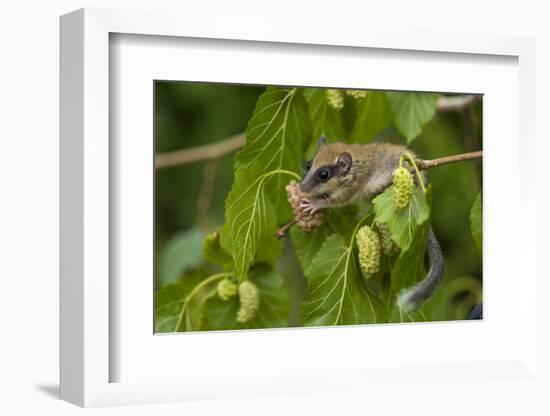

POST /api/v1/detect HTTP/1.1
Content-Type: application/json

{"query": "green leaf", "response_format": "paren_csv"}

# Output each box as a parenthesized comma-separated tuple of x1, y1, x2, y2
(301, 233, 386, 326)
(203, 231, 233, 267)
(389, 305, 431, 323)
(155, 269, 210, 333)
(350, 92, 392, 143)
(390, 219, 430, 291)
(304, 88, 346, 144)
(155, 282, 188, 333)
(373, 185, 431, 251)
(221, 163, 282, 282)
(374, 186, 432, 297)
(201, 265, 290, 330)
(470, 192, 482, 251)
(290, 205, 358, 276)
(235, 87, 310, 218)
(385, 92, 439, 142)
(158, 227, 204, 286)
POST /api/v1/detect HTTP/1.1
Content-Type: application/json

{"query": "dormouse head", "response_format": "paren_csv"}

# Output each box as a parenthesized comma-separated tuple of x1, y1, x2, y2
(300, 136, 354, 200)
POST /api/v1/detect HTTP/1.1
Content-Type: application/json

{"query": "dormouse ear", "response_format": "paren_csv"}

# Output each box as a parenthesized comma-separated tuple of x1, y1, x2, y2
(336, 152, 352, 176)
(317, 135, 328, 150)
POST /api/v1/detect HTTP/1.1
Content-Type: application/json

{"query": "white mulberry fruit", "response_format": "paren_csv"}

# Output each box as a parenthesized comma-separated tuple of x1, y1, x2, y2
(236, 280, 260, 323)
(392, 166, 414, 209)
(326, 89, 344, 110)
(346, 90, 367, 99)
(216, 279, 237, 301)
(356, 226, 381, 279)
(376, 223, 399, 256)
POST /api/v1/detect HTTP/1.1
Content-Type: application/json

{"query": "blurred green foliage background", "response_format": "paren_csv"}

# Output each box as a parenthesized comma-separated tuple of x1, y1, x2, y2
(155, 82, 482, 324)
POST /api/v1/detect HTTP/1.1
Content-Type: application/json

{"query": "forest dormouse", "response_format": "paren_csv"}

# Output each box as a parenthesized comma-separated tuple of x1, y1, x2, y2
(299, 136, 443, 312)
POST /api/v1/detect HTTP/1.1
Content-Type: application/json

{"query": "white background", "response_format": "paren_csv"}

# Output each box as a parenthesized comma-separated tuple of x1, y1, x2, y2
(1, 0, 549, 415)
(112, 34, 519, 385)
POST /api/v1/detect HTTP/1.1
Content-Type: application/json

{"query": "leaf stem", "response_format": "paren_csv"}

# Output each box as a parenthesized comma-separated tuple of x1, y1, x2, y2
(401, 153, 426, 193)
(175, 272, 233, 332)
(275, 219, 297, 239)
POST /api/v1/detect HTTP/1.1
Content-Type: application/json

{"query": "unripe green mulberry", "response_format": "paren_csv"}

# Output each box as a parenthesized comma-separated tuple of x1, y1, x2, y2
(326, 89, 344, 110)
(376, 223, 399, 256)
(346, 90, 368, 99)
(356, 226, 381, 279)
(216, 279, 237, 301)
(236, 280, 260, 323)
(392, 167, 414, 209)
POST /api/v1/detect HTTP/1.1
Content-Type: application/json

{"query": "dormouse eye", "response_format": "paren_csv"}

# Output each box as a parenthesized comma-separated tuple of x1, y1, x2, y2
(316, 168, 331, 182)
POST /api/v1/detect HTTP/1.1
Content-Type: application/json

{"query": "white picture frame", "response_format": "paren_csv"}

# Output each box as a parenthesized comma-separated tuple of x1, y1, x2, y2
(60, 7, 540, 408)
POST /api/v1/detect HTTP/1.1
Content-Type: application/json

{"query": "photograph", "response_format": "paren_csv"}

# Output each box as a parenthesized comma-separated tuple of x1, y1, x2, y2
(154, 82, 483, 332)
(1, 0, 544, 411)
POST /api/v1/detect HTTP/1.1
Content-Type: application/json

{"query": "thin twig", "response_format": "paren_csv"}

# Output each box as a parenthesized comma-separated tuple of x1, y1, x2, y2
(437, 95, 480, 112)
(275, 219, 297, 240)
(416, 150, 482, 170)
(155, 133, 245, 169)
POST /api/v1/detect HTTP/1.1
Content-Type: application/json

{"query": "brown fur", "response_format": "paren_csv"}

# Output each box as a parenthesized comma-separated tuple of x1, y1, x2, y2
(300, 141, 422, 210)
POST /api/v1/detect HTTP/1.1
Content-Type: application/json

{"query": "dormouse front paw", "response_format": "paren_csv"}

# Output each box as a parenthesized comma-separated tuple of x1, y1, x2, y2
(286, 180, 325, 232)
(299, 198, 325, 214)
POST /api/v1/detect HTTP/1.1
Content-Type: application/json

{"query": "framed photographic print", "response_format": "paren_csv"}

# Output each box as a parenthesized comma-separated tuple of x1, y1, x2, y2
(153, 80, 483, 334)
(60, 7, 540, 409)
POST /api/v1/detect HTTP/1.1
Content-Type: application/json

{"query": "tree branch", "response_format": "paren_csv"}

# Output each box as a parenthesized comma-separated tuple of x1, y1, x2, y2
(155, 95, 479, 170)
(155, 133, 245, 169)
(436, 95, 480, 112)
(416, 150, 482, 170)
